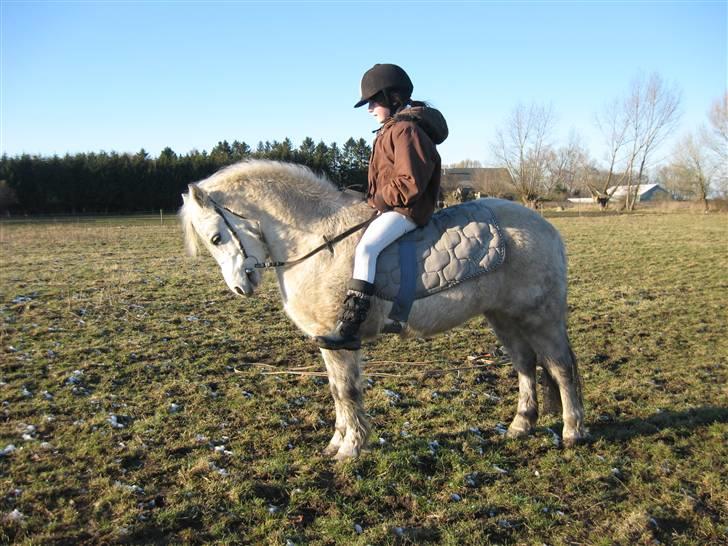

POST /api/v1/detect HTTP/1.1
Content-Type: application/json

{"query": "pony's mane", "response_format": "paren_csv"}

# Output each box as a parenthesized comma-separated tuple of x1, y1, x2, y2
(179, 201, 200, 257)
(201, 160, 340, 203)
(179, 160, 361, 257)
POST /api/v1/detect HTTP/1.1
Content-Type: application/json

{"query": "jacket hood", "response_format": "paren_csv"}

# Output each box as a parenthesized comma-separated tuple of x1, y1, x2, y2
(393, 105, 448, 144)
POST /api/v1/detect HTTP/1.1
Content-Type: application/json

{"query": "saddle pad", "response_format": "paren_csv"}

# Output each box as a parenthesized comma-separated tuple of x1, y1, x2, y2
(374, 200, 506, 301)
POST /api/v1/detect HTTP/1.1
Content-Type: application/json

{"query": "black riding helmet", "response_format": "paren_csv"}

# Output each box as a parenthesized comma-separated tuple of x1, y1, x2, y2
(354, 63, 413, 108)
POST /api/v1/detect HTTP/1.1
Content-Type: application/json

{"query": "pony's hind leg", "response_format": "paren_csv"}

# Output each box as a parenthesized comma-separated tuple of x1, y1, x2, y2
(485, 313, 539, 438)
(525, 322, 586, 447)
(320, 348, 371, 460)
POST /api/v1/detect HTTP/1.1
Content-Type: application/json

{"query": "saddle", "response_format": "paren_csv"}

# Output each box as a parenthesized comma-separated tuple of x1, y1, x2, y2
(373, 200, 506, 325)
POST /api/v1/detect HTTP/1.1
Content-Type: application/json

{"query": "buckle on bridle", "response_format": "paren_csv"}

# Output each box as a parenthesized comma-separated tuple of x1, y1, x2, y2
(243, 256, 259, 274)
(323, 236, 335, 255)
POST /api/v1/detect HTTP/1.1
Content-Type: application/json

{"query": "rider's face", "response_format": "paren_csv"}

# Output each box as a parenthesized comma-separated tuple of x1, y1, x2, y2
(368, 100, 391, 124)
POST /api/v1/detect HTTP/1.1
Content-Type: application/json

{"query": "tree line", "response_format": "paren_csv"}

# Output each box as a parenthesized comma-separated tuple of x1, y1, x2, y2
(0, 137, 371, 213)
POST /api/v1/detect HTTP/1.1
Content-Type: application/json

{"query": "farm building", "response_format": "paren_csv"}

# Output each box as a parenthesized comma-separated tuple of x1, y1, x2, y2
(441, 167, 514, 197)
(567, 183, 672, 204)
(607, 183, 672, 202)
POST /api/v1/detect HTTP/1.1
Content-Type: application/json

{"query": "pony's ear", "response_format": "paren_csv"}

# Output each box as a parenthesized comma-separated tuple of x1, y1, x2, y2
(181, 193, 188, 205)
(189, 184, 209, 208)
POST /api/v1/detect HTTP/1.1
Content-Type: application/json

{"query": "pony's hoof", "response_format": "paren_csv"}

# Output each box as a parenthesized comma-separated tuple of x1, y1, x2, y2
(323, 443, 340, 457)
(333, 446, 360, 461)
(506, 424, 532, 439)
(562, 430, 590, 447)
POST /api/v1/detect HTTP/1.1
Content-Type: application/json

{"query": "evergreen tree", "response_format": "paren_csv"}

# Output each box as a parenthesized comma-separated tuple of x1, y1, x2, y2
(159, 147, 177, 161)
(312, 140, 330, 177)
(231, 141, 251, 161)
(327, 143, 342, 186)
(297, 137, 316, 165)
(210, 140, 233, 163)
(340, 138, 368, 191)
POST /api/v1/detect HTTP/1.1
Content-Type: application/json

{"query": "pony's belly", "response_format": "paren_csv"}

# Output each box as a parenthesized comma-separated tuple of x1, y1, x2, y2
(378, 284, 494, 338)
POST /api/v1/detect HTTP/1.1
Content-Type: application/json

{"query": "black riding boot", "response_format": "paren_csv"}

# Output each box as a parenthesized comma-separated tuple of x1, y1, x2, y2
(316, 280, 375, 350)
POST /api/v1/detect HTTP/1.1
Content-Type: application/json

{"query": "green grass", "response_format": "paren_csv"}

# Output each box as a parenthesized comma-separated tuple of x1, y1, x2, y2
(1, 211, 726, 545)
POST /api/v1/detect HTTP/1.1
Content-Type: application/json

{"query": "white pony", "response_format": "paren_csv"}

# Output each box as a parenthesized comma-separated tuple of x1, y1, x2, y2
(179, 160, 586, 459)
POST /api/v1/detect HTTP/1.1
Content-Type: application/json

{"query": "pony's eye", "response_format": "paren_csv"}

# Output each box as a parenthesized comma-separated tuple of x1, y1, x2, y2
(211, 234, 222, 246)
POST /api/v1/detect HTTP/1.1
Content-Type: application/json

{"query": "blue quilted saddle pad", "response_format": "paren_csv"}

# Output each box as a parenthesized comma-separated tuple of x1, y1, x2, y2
(373, 200, 506, 301)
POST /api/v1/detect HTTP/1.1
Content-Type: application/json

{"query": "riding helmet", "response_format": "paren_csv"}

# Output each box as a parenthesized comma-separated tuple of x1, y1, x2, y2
(354, 63, 413, 108)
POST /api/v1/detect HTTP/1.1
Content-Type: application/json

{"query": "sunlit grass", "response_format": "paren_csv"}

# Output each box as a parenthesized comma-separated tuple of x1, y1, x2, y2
(1, 210, 726, 544)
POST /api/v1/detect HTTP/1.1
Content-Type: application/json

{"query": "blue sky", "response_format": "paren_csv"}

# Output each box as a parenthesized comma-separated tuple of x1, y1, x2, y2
(2, 1, 726, 167)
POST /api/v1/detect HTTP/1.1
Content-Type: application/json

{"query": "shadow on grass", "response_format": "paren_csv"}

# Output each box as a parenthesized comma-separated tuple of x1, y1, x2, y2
(587, 406, 728, 442)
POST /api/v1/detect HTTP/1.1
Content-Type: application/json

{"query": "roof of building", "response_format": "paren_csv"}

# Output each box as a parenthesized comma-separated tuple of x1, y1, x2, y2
(441, 167, 513, 192)
(608, 183, 665, 197)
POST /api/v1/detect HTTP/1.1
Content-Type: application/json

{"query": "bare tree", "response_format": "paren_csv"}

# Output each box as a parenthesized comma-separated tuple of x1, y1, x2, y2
(447, 159, 483, 168)
(707, 92, 728, 150)
(658, 163, 691, 201)
(706, 92, 728, 197)
(470, 168, 515, 198)
(663, 133, 715, 211)
(591, 73, 681, 211)
(591, 98, 632, 210)
(492, 102, 555, 208)
(546, 131, 592, 198)
(622, 73, 681, 210)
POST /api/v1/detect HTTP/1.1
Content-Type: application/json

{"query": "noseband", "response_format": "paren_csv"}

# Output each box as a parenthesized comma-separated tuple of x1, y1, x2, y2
(208, 198, 377, 273)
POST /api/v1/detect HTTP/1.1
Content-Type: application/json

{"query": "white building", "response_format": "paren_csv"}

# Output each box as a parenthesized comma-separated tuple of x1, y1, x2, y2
(567, 184, 671, 204)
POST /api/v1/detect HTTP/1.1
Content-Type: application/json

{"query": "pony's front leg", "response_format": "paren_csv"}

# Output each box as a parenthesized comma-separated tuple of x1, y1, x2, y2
(320, 348, 371, 460)
(322, 387, 345, 457)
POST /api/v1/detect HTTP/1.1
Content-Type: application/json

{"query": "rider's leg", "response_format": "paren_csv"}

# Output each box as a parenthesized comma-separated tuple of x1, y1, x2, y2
(316, 211, 417, 350)
(352, 211, 418, 283)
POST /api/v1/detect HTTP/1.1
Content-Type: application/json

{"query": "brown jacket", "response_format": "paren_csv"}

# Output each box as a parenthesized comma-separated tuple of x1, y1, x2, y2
(366, 110, 444, 226)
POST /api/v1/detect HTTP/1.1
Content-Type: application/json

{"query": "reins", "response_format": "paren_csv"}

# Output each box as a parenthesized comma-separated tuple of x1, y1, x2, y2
(209, 198, 378, 271)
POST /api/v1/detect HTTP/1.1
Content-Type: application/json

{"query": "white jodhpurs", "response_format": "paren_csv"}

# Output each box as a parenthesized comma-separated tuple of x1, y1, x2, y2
(352, 211, 418, 284)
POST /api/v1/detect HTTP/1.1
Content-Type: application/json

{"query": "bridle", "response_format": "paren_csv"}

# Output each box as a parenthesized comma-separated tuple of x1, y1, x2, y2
(208, 198, 377, 273)
(209, 200, 258, 273)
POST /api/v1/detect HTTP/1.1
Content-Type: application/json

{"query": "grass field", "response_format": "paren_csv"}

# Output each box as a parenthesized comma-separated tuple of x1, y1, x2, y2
(1, 210, 726, 545)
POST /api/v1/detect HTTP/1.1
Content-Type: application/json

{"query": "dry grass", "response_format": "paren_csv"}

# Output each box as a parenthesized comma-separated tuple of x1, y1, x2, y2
(1, 210, 726, 545)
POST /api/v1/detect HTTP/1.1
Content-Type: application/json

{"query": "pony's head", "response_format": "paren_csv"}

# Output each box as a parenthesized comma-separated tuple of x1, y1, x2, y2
(179, 183, 266, 297)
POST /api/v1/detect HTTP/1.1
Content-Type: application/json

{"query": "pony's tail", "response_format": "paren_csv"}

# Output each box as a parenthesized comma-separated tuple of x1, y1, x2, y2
(568, 343, 583, 407)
